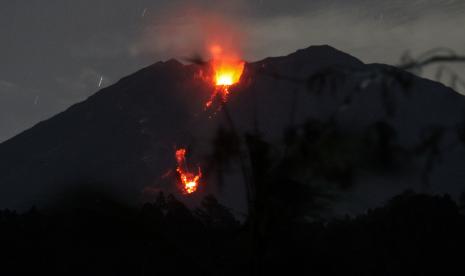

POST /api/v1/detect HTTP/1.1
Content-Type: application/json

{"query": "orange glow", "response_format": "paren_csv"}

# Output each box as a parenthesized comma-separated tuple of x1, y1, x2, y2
(205, 45, 245, 108)
(213, 59, 245, 87)
(175, 148, 202, 194)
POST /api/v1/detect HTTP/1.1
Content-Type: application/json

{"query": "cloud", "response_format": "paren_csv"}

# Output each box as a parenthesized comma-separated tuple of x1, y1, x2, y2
(0, 80, 18, 93)
(1, 0, 465, 142)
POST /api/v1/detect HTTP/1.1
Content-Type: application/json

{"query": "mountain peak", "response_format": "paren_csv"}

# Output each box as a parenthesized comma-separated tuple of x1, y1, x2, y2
(249, 45, 365, 80)
(0, 46, 464, 213)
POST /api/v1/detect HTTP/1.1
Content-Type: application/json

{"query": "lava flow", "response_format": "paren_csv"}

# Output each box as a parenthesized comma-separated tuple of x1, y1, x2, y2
(205, 45, 245, 109)
(175, 148, 202, 194)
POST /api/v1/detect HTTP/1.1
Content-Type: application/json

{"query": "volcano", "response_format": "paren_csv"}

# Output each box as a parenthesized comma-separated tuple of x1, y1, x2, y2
(1, 45, 464, 213)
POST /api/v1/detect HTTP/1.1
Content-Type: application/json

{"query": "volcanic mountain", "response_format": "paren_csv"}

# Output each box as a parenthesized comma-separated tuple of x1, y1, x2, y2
(1, 45, 464, 214)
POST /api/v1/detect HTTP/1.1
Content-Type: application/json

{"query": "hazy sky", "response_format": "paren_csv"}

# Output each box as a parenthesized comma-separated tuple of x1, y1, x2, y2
(1, 0, 465, 142)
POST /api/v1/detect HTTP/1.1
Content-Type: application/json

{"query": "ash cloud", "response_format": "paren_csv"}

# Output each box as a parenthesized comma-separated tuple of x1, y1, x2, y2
(131, 5, 248, 62)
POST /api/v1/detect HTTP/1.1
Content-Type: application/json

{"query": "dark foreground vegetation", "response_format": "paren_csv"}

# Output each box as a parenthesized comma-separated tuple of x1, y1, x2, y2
(1, 191, 464, 276)
(1, 48, 465, 276)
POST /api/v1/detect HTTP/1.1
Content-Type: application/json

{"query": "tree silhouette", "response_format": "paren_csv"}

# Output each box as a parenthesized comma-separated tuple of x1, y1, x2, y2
(203, 48, 465, 274)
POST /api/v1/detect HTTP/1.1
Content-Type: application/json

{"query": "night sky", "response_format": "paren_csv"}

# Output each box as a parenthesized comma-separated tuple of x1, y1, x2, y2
(1, 0, 465, 142)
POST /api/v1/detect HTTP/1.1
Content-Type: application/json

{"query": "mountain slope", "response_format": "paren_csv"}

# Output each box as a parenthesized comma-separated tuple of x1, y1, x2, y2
(0, 45, 464, 213)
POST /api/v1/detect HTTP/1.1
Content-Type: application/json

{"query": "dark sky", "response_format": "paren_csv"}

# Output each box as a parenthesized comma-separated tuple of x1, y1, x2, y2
(1, 0, 464, 142)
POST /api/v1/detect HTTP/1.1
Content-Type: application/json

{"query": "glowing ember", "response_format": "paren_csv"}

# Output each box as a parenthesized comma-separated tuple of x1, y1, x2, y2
(205, 45, 245, 108)
(175, 148, 202, 194)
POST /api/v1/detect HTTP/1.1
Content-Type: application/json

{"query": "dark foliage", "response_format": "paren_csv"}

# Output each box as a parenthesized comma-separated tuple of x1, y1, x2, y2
(2, 47, 464, 275)
(0, 191, 464, 275)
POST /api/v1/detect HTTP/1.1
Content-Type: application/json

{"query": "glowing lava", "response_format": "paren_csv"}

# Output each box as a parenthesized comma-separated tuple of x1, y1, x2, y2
(175, 148, 202, 194)
(205, 45, 245, 108)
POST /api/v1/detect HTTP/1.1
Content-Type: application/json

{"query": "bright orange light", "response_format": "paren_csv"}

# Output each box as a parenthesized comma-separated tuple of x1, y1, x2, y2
(213, 60, 245, 86)
(175, 148, 201, 194)
(216, 74, 234, 86)
(205, 45, 245, 109)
